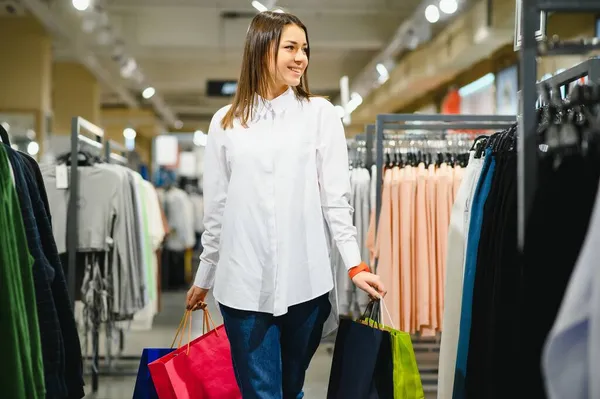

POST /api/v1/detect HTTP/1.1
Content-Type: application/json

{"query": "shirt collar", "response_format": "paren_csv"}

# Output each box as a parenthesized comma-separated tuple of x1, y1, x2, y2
(252, 87, 298, 120)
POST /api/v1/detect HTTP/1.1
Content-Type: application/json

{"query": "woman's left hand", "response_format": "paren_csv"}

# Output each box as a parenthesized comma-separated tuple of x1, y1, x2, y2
(351, 272, 387, 300)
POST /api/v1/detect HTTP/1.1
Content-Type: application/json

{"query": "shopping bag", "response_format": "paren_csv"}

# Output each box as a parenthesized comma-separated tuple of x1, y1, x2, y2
(149, 309, 241, 399)
(364, 301, 425, 399)
(133, 348, 176, 399)
(327, 300, 394, 399)
(389, 330, 424, 399)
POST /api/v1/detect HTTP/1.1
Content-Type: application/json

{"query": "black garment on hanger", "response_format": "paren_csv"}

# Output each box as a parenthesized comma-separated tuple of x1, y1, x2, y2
(465, 150, 520, 399)
(0, 124, 10, 145)
(5, 146, 85, 398)
(520, 150, 600, 399)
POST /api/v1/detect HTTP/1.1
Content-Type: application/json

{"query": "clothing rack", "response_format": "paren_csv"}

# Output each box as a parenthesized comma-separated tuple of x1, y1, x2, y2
(348, 125, 375, 169)
(374, 114, 517, 236)
(104, 139, 129, 165)
(518, 0, 600, 249)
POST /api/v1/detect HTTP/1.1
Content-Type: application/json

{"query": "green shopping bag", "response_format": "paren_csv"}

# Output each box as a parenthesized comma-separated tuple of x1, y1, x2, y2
(363, 300, 424, 399)
(389, 329, 424, 399)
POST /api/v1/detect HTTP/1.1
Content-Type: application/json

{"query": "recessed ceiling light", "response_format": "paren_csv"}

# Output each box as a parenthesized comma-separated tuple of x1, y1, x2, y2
(142, 87, 156, 99)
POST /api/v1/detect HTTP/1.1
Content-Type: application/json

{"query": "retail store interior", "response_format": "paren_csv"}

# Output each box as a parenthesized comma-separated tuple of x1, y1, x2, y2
(3, 0, 600, 398)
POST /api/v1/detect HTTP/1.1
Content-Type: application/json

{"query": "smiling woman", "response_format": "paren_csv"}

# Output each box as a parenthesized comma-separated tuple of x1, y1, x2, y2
(220, 11, 314, 129)
(186, 10, 386, 398)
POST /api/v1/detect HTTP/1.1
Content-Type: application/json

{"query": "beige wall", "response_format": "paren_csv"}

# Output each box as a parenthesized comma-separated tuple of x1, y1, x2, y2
(0, 16, 52, 152)
(52, 62, 101, 135)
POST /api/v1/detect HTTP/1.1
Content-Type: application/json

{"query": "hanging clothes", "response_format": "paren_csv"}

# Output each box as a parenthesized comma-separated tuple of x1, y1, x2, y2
(1, 143, 85, 399)
(437, 151, 484, 399)
(333, 166, 371, 316)
(438, 87, 600, 398)
(372, 156, 466, 333)
(521, 149, 600, 398)
(452, 147, 496, 399)
(542, 158, 600, 399)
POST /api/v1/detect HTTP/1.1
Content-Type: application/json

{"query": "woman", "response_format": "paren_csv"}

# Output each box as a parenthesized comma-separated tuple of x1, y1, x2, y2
(186, 10, 386, 398)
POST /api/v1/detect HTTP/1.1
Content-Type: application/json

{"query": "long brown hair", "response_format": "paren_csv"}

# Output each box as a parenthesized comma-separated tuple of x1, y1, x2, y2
(221, 11, 314, 129)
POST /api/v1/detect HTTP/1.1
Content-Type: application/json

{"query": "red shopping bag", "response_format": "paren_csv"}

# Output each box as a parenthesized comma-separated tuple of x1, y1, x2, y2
(149, 308, 241, 399)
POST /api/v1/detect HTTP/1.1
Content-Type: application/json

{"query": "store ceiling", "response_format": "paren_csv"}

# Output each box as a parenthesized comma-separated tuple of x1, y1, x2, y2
(35, 0, 423, 131)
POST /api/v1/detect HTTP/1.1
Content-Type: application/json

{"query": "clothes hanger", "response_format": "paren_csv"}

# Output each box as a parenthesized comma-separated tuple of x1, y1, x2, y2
(0, 124, 10, 145)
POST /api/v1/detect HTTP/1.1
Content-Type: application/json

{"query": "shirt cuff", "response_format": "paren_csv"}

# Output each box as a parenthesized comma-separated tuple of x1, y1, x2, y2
(338, 241, 362, 271)
(193, 261, 216, 289)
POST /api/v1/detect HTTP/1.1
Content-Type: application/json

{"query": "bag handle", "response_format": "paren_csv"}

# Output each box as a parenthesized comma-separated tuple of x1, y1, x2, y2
(358, 299, 381, 325)
(170, 310, 193, 355)
(358, 296, 396, 330)
(202, 307, 220, 337)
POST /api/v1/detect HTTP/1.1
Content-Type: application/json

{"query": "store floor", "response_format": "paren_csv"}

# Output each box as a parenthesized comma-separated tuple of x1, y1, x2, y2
(80, 291, 437, 398)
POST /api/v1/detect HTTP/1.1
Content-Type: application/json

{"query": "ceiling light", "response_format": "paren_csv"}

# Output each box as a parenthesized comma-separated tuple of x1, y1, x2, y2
(345, 92, 363, 114)
(425, 5, 440, 23)
(120, 58, 137, 79)
(251, 1, 268, 12)
(174, 120, 184, 129)
(27, 141, 40, 156)
(72, 0, 91, 11)
(376, 63, 389, 84)
(439, 0, 458, 14)
(376, 63, 388, 77)
(142, 87, 156, 99)
(123, 127, 137, 139)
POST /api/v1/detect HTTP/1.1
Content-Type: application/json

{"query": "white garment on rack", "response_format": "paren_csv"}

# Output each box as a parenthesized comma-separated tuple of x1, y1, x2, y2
(190, 192, 204, 233)
(163, 187, 195, 251)
(437, 152, 484, 399)
(336, 167, 371, 316)
(542, 176, 600, 399)
(131, 180, 166, 330)
(194, 88, 361, 333)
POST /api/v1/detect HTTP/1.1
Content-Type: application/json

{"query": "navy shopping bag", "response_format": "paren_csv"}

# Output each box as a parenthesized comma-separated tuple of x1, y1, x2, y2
(133, 348, 176, 399)
(327, 300, 394, 399)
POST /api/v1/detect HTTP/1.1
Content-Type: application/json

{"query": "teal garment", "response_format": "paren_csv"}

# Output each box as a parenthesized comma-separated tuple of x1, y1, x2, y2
(0, 146, 45, 398)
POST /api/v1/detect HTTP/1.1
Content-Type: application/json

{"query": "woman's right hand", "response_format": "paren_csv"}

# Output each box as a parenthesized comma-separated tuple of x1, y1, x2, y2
(186, 285, 209, 311)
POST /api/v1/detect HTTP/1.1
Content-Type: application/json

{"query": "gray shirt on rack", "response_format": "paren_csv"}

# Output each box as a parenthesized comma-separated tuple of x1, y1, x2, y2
(42, 164, 143, 318)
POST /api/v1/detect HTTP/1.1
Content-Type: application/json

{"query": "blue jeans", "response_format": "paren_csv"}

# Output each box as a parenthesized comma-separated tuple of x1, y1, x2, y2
(219, 294, 331, 399)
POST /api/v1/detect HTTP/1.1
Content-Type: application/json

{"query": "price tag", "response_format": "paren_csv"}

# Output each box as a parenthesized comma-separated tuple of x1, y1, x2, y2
(56, 164, 69, 189)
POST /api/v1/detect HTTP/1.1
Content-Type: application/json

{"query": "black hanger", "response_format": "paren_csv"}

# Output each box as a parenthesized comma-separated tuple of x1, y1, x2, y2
(0, 124, 10, 145)
(57, 150, 96, 166)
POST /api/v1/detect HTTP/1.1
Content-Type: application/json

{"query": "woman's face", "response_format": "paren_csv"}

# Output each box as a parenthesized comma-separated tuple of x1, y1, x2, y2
(270, 24, 308, 90)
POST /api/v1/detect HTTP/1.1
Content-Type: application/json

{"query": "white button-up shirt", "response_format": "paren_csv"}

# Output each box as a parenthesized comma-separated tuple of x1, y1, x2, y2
(194, 87, 362, 317)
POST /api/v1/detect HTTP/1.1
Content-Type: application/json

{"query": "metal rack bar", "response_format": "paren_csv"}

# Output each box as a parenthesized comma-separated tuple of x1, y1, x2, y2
(518, 0, 600, 250)
(381, 123, 516, 131)
(374, 114, 516, 248)
(104, 139, 129, 165)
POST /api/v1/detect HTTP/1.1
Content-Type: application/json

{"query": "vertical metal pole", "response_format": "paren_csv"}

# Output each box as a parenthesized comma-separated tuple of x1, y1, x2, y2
(375, 116, 384, 235)
(104, 140, 111, 161)
(518, 0, 539, 250)
(588, 58, 600, 84)
(68, 117, 79, 310)
(365, 125, 374, 168)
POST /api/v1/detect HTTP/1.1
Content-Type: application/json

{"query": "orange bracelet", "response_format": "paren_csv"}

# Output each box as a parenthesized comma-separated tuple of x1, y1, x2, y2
(348, 262, 370, 280)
